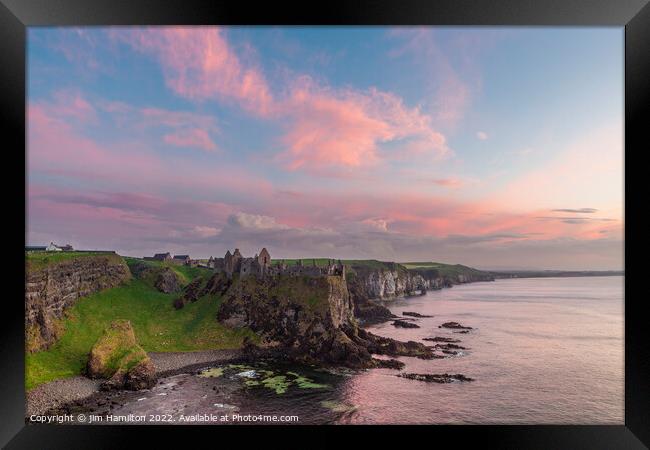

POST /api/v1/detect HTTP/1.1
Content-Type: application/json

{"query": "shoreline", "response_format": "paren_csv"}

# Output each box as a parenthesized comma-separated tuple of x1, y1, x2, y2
(26, 277, 497, 419)
(26, 349, 243, 417)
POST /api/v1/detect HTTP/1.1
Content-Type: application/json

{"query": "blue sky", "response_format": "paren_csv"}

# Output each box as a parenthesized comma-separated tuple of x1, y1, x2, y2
(26, 27, 624, 269)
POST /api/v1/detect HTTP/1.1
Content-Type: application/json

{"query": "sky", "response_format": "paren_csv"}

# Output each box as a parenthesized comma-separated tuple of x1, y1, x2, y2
(26, 27, 624, 270)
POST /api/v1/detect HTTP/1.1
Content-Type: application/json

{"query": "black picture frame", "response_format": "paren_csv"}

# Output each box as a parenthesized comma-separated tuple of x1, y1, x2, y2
(2, 0, 647, 448)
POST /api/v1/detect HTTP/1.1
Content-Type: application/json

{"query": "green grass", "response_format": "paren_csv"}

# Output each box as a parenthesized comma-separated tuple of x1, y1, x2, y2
(273, 258, 397, 271)
(124, 257, 212, 286)
(26, 278, 257, 390)
(26, 251, 122, 272)
(272, 258, 333, 267)
(402, 261, 488, 277)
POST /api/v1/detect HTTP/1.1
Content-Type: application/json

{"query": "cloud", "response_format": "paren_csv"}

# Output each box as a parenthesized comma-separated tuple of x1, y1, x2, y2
(427, 178, 465, 189)
(111, 27, 274, 115)
(163, 128, 218, 152)
(477, 131, 488, 140)
(227, 212, 290, 231)
(387, 28, 486, 130)
(110, 27, 450, 173)
(192, 226, 220, 237)
(551, 208, 598, 214)
(278, 79, 449, 171)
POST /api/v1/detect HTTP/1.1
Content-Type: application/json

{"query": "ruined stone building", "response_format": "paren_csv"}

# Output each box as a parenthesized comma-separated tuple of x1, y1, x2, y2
(209, 248, 345, 280)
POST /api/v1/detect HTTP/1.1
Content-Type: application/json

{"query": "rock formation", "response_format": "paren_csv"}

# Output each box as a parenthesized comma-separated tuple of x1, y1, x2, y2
(153, 267, 182, 293)
(25, 254, 131, 352)
(216, 274, 436, 368)
(345, 262, 493, 323)
(86, 320, 156, 390)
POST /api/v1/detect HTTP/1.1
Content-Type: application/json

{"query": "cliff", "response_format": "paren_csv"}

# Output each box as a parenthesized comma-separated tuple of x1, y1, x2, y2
(216, 273, 436, 368)
(25, 253, 131, 352)
(217, 274, 354, 351)
(345, 261, 494, 322)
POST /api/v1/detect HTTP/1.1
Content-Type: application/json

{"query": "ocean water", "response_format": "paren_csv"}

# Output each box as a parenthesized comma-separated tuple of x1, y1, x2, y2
(95, 276, 624, 425)
(343, 276, 624, 424)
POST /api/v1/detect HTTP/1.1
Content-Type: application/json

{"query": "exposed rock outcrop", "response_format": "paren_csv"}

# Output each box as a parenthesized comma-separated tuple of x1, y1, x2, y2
(439, 321, 473, 330)
(130, 261, 182, 294)
(86, 320, 156, 391)
(392, 320, 420, 329)
(422, 336, 461, 343)
(173, 277, 204, 309)
(399, 373, 474, 383)
(402, 311, 433, 318)
(153, 267, 182, 293)
(25, 254, 131, 352)
(345, 262, 493, 323)
(216, 275, 436, 368)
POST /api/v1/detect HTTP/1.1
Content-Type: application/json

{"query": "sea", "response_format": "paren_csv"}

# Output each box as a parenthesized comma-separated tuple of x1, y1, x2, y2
(93, 276, 624, 425)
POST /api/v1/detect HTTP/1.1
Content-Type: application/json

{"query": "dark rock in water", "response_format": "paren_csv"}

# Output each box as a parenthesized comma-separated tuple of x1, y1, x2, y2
(355, 328, 439, 360)
(372, 358, 405, 370)
(422, 336, 461, 343)
(439, 321, 472, 330)
(153, 267, 182, 293)
(441, 350, 458, 355)
(392, 320, 420, 329)
(399, 373, 474, 383)
(402, 311, 433, 318)
(453, 330, 470, 334)
(431, 343, 466, 351)
(354, 299, 398, 324)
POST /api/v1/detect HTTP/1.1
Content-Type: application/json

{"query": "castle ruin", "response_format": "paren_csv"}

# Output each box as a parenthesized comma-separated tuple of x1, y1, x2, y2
(208, 248, 345, 280)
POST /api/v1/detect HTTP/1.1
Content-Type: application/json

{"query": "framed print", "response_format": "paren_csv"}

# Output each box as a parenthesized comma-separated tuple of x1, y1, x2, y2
(1, 0, 647, 448)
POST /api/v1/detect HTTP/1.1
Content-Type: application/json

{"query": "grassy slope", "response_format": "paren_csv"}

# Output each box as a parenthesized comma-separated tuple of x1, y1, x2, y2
(402, 261, 489, 277)
(274, 258, 401, 271)
(26, 258, 256, 391)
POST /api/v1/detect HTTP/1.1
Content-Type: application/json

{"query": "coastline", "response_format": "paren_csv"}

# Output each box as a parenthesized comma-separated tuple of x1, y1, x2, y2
(26, 349, 243, 417)
(26, 278, 485, 418)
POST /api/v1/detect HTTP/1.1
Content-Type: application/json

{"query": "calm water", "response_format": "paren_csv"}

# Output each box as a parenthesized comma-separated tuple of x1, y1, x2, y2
(99, 276, 624, 425)
(344, 276, 624, 424)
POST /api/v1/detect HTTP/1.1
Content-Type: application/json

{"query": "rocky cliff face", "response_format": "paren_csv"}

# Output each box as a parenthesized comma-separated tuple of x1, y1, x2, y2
(217, 275, 355, 345)
(25, 255, 131, 352)
(216, 274, 435, 368)
(348, 263, 495, 300)
(346, 263, 494, 322)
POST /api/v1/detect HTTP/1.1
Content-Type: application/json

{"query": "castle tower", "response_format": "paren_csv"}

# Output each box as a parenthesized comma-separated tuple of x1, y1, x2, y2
(224, 250, 233, 276)
(232, 248, 242, 272)
(258, 248, 271, 276)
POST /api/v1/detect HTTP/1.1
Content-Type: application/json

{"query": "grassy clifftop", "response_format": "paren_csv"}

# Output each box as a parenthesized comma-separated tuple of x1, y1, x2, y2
(403, 261, 491, 277)
(26, 260, 256, 390)
(26, 251, 125, 272)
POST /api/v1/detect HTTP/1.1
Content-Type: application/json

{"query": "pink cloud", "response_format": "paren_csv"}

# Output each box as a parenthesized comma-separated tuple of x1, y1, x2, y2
(387, 28, 491, 130)
(164, 128, 218, 152)
(112, 27, 274, 116)
(429, 178, 466, 189)
(277, 79, 449, 172)
(110, 27, 450, 173)
(28, 96, 272, 198)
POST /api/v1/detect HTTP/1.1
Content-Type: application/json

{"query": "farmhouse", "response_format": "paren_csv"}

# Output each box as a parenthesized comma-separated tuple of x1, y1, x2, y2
(172, 255, 191, 265)
(46, 242, 74, 252)
(144, 252, 172, 262)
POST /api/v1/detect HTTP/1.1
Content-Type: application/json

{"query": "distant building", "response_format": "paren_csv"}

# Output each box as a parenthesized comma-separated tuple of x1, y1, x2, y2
(172, 255, 191, 265)
(151, 252, 172, 261)
(46, 242, 73, 252)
